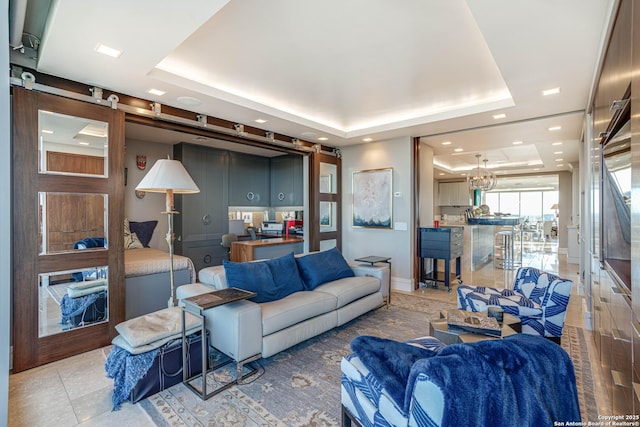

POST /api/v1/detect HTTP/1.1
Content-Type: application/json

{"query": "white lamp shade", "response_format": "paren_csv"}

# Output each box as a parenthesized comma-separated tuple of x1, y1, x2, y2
(135, 159, 200, 194)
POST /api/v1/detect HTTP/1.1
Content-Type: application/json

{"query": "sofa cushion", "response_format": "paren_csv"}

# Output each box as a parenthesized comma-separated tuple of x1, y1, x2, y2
(223, 260, 279, 303)
(265, 252, 305, 295)
(314, 275, 379, 308)
(261, 291, 337, 335)
(295, 247, 355, 290)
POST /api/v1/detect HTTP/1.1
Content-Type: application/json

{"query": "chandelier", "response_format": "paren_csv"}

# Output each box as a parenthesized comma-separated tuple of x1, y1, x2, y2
(468, 154, 497, 191)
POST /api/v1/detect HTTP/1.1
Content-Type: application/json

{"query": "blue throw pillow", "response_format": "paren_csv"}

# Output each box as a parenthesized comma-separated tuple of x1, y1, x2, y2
(295, 247, 355, 290)
(265, 252, 305, 297)
(129, 221, 158, 247)
(223, 260, 278, 303)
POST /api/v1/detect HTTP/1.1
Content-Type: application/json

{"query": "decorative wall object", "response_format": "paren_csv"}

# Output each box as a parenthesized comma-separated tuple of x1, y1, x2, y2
(320, 201, 332, 226)
(352, 168, 392, 229)
(136, 154, 147, 170)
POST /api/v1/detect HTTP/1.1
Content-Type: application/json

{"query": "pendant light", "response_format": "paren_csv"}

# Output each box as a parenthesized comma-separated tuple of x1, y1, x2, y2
(468, 154, 497, 191)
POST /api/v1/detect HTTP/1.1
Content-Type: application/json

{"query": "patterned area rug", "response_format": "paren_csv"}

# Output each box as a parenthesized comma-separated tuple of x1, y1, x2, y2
(140, 296, 597, 425)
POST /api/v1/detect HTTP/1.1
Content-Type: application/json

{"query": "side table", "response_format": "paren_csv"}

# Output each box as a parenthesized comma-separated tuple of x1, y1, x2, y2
(181, 287, 258, 400)
(354, 256, 391, 306)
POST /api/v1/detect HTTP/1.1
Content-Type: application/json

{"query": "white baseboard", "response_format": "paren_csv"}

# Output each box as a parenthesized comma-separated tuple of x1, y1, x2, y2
(391, 277, 413, 292)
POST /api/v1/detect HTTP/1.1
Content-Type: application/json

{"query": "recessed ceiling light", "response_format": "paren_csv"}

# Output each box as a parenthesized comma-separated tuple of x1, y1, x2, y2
(454, 148, 463, 152)
(548, 126, 562, 131)
(41, 129, 53, 134)
(552, 142, 563, 146)
(95, 43, 122, 58)
(363, 138, 373, 142)
(554, 151, 563, 155)
(176, 96, 202, 106)
(493, 113, 506, 119)
(78, 141, 90, 146)
(441, 141, 451, 145)
(533, 168, 540, 171)
(148, 88, 165, 96)
(543, 87, 561, 96)
(556, 164, 564, 167)
(255, 119, 268, 124)
(318, 137, 328, 141)
(439, 173, 445, 176)
(512, 141, 523, 145)
(555, 158, 563, 162)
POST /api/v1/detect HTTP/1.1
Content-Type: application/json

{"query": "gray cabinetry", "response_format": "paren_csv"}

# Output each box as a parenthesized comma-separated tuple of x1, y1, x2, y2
(174, 143, 229, 271)
(438, 182, 470, 206)
(270, 154, 303, 207)
(229, 152, 270, 207)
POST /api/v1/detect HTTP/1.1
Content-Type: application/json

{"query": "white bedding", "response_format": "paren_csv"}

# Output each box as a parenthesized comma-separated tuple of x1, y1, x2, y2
(124, 248, 195, 282)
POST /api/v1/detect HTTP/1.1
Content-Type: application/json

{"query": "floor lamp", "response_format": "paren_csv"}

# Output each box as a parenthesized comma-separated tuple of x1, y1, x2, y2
(136, 158, 200, 307)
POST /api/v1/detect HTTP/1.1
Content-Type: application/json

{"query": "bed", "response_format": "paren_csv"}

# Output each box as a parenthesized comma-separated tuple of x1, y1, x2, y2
(125, 247, 195, 319)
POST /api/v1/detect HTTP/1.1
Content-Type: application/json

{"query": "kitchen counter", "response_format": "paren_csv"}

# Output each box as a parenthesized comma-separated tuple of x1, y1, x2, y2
(466, 216, 524, 226)
(230, 237, 304, 262)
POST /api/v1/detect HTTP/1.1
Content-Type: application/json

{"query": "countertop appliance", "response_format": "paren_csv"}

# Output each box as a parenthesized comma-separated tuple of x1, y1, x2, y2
(262, 221, 284, 235)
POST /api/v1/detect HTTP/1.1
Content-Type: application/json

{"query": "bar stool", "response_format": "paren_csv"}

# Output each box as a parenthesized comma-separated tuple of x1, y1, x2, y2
(494, 230, 514, 269)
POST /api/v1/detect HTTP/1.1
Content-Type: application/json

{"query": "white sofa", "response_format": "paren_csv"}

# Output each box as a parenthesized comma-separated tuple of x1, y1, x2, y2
(176, 252, 388, 370)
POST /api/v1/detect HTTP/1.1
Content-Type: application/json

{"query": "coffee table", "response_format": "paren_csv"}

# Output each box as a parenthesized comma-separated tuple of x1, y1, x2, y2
(428, 310, 521, 345)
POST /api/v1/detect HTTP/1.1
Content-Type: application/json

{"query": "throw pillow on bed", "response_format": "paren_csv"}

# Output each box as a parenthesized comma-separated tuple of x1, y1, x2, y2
(295, 247, 355, 290)
(128, 220, 158, 247)
(223, 256, 303, 303)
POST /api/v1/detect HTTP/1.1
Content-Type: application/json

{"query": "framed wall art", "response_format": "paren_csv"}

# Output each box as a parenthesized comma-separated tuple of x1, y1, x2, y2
(352, 167, 393, 229)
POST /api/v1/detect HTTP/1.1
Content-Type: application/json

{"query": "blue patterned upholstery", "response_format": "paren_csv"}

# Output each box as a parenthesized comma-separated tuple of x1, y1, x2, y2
(456, 267, 573, 338)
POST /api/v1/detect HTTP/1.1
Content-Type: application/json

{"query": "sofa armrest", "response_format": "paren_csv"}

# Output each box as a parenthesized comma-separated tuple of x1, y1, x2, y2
(177, 282, 262, 362)
(349, 264, 389, 300)
(204, 300, 262, 362)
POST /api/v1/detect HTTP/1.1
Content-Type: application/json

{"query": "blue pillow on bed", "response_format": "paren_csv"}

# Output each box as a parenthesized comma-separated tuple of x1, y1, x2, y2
(224, 259, 299, 303)
(295, 247, 354, 290)
(128, 221, 158, 247)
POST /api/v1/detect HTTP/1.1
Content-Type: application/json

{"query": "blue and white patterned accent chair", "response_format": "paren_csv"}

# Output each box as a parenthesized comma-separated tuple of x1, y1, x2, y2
(456, 267, 573, 342)
(341, 337, 446, 427)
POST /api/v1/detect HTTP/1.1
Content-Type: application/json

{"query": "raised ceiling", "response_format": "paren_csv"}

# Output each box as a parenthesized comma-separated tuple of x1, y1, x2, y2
(11, 0, 615, 179)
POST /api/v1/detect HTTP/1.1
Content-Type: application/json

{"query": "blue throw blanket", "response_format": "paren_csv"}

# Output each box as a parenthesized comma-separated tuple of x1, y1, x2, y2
(59, 292, 103, 325)
(352, 334, 580, 427)
(105, 346, 159, 410)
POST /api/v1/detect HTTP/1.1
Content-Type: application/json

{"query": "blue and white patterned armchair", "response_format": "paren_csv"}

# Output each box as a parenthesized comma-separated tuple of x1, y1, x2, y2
(456, 267, 573, 341)
(341, 334, 581, 427)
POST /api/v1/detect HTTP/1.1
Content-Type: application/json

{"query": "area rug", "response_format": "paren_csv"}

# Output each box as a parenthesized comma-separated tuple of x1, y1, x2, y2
(140, 297, 597, 426)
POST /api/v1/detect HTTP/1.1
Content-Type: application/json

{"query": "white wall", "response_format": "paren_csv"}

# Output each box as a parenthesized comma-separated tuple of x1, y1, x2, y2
(124, 139, 175, 251)
(341, 137, 414, 291)
(2, 0, 11, 421)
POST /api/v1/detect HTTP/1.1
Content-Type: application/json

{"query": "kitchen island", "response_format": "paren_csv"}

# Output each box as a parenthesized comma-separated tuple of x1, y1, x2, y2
(230, 237, 304, 262)
(468, 216, 524, 269)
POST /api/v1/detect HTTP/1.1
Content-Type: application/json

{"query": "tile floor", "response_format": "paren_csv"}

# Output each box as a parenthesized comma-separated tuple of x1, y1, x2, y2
(8, 239, 612, 426)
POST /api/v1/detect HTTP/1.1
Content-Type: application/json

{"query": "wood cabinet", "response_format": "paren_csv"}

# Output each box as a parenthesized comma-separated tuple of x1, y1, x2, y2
(228, 152, 270, 207)
(437, 182, 470, 206)
(270, 154, 303, 207)
(589, 0, 638, 416)
(593, 0, 632, 141)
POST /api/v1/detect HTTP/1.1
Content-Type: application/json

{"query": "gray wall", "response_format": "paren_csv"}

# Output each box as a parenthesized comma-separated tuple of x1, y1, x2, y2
(2, 0, 11, 421)
(124, 139, 175, 251)
(341, 137, 415, 291)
